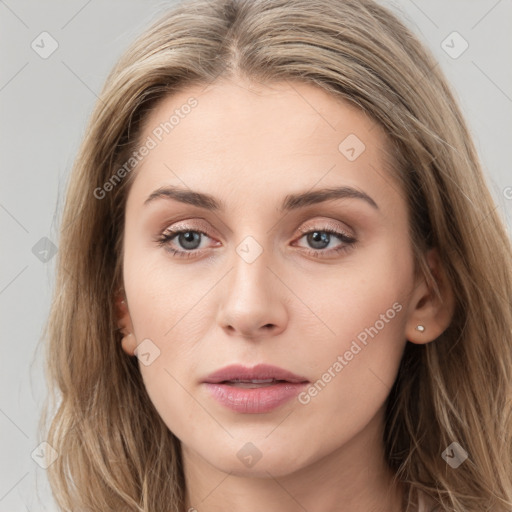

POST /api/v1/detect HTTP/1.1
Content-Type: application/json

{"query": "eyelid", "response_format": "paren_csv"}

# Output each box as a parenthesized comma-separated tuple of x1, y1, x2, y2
(161, 218, 217, 237)
(296, 218, 354, 238)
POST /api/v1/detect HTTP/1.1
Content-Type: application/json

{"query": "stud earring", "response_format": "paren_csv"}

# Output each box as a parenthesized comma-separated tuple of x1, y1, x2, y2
(415, 325, 425, 332)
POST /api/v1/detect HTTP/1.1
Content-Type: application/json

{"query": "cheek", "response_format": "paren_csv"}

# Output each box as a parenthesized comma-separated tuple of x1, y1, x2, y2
(123, 239, 213, 338)
(287, 244, 410, 423)
(288, 237, 411, 351)
(302, 298, 407, 410)
(121, 244, 221, 436)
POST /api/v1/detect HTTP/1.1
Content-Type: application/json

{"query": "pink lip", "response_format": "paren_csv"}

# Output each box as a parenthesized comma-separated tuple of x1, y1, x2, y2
(202, 364, 309, 414)
(203, 363, 308, 384)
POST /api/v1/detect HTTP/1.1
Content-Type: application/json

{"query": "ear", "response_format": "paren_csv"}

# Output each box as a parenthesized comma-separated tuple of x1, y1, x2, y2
(114, 288, 137, 356)
(405, 248, 455, 344)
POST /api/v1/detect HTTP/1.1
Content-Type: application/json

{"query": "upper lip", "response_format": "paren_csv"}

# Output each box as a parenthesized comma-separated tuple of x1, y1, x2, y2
(202, 364, 309, 384)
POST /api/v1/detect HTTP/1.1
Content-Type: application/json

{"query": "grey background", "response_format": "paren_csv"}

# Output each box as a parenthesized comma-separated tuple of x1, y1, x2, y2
(1, 0, 511, 510)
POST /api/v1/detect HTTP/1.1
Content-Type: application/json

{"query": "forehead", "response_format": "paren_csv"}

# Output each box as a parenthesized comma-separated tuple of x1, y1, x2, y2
(139, 78, 386, 156)
(128, 78, 403, 212)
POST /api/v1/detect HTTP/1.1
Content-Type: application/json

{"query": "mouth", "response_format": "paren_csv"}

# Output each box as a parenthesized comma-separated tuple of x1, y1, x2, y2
(202, 364, 309, 413)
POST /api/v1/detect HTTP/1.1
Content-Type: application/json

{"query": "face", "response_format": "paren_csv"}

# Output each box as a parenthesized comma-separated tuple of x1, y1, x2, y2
(119, 78, 420, 478)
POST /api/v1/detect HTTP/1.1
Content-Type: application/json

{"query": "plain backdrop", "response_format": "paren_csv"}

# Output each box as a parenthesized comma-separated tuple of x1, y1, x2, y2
(1, 0, 511, 510)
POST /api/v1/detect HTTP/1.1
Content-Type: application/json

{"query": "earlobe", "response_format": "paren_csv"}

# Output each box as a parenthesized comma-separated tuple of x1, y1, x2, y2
(121, 333, 137, 356)
(406, 248, 455, 345)
(114, 288, 137, 356)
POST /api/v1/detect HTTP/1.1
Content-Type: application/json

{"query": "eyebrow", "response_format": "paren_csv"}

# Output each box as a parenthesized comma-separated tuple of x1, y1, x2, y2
(143, 185, 378, 211)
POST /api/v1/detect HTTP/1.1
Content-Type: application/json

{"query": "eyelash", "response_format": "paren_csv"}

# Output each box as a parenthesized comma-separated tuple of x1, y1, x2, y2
(155, 224, 357, 260)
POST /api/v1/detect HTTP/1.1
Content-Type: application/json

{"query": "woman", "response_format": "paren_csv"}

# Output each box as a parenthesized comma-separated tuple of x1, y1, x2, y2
(40, 0, 512, 510)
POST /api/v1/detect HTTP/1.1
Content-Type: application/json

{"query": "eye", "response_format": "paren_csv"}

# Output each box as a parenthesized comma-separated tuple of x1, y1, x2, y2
(155, 227, 217, 259)
(293, 226, 357, 258)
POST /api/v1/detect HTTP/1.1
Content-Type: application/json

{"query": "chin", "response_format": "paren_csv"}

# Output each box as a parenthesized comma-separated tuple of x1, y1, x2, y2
(192, 436, 311, 478)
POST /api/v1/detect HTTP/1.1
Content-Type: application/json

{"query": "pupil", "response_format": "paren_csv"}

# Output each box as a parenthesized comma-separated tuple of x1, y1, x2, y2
(308, 231, 330, 249)
(179, 231, 200, 250)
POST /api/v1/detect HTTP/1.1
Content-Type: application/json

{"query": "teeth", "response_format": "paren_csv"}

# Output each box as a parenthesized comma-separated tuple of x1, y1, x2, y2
(222, 378, 283, 388)
(228, 381, 277, 388)
(228, 379, 276, 384)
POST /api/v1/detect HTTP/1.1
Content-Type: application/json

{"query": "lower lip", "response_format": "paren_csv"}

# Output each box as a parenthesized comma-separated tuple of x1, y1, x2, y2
(203, 382, 308, 414)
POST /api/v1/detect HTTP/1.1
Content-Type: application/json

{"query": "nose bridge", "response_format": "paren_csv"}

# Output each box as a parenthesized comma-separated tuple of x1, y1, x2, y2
(229, 234, 272, 307)
(216, 231, 287, 337)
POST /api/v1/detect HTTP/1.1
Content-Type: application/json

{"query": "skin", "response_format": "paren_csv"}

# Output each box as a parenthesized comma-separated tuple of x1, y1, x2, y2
(116, 77, 454, 512)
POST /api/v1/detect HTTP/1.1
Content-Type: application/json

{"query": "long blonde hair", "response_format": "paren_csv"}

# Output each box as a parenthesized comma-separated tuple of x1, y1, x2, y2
(40, 0, 512, 510)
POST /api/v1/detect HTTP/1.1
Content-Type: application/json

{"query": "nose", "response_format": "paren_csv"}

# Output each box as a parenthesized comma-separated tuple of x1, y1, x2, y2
(216, 246, 288, 339)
